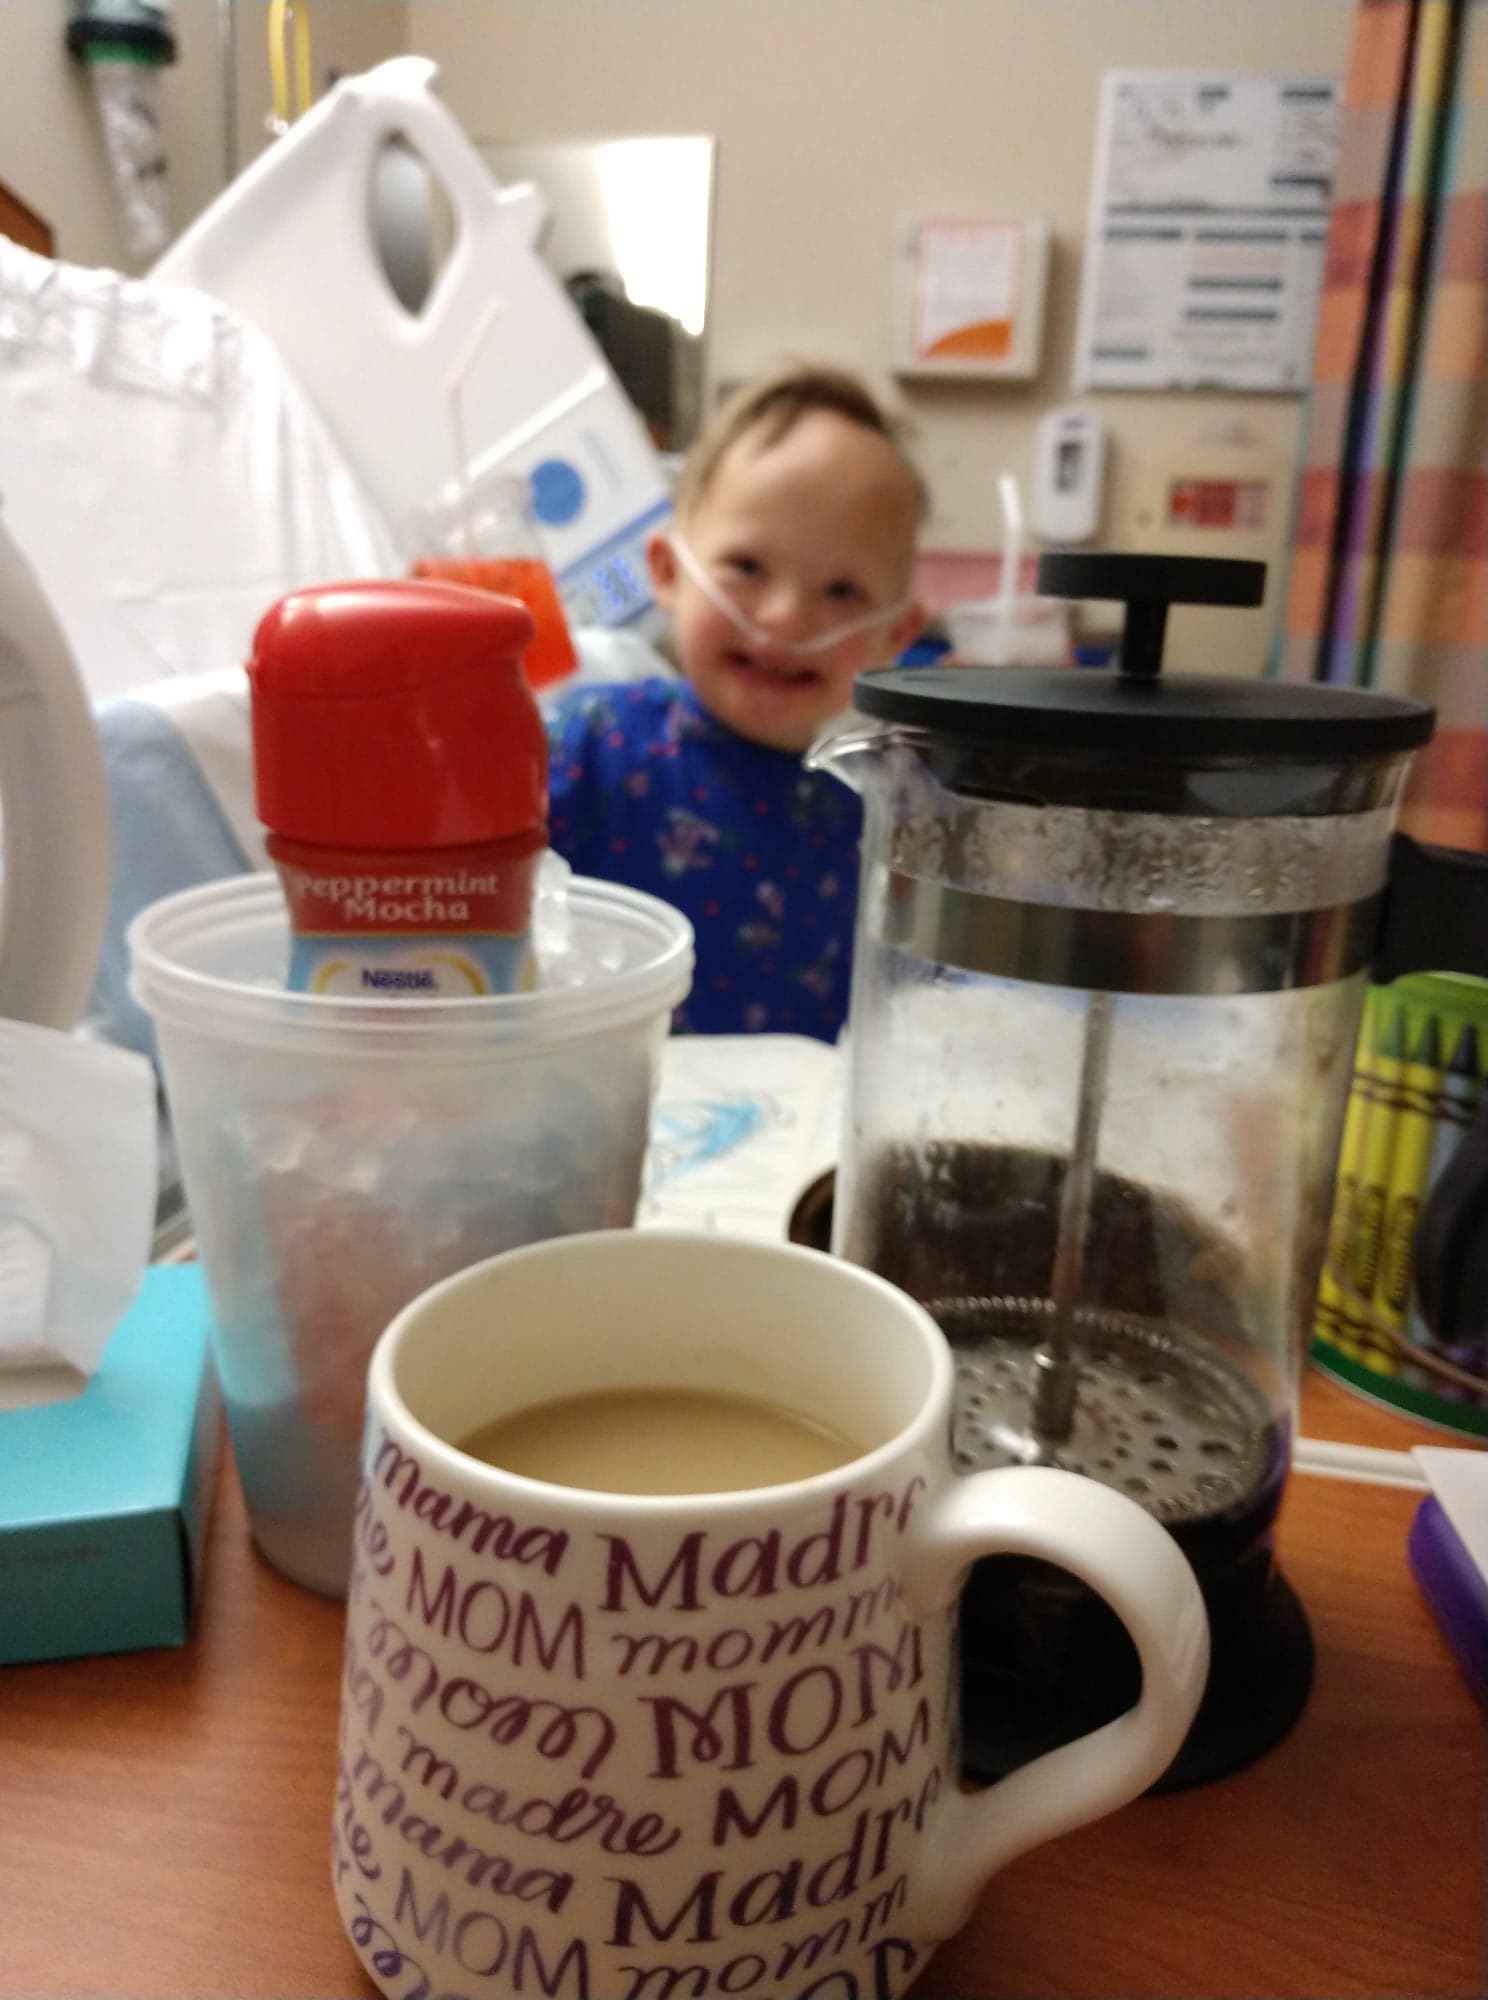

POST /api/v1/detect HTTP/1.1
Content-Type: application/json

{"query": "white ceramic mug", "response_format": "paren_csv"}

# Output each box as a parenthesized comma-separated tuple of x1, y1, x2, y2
(334, 1231, 1209, 2000)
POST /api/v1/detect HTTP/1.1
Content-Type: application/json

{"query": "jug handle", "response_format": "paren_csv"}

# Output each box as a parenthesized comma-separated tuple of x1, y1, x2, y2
(1373, 833, 1488, 985)
(350, 58, 508, 242)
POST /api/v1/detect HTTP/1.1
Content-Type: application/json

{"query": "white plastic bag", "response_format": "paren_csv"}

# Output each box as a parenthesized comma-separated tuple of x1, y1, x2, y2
(0, 237, 398, 702)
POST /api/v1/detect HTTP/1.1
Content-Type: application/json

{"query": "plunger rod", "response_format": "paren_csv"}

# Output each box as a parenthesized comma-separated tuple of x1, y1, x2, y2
(1032, 990, 1114, 1442)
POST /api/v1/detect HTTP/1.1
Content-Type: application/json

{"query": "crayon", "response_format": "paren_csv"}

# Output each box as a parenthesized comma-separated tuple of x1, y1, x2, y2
(1314, 989, 1381, 1362)
(1406, 1021, 1482, 1366)
(1375, 1015, 1442, 1367)
(1346, 1004, 1407, 1374)
(1426, 1021, 1481, 1191)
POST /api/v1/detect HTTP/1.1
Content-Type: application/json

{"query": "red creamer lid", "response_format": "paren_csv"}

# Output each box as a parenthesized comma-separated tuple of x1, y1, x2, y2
(249, 580, 548, 850)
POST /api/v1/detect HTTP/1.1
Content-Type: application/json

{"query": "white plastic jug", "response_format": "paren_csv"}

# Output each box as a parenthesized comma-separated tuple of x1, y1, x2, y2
(155, 58, 673, 631)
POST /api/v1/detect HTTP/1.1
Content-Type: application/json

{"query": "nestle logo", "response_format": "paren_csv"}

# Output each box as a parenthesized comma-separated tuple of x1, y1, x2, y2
(361, 968, 437, 991)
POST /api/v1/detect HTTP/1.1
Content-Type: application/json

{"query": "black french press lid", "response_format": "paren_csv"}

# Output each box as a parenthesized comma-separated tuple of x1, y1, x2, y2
(858, 552, 1434, 759)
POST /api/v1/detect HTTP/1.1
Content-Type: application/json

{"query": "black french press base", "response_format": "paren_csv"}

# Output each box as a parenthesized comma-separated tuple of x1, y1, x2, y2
(785, 1173, 1318, 1789)
(958, 1544, 1316, 1795)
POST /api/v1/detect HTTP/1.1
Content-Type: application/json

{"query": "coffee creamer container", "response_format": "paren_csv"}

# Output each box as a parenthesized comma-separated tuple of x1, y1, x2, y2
(249, 579, 548, 997)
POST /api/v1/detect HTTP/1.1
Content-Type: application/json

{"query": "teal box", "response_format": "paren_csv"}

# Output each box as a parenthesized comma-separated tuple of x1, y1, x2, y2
(0, 1264, 220, 1666)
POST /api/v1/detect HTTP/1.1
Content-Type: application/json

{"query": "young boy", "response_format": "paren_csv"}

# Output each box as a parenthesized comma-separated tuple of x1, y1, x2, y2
(546, 362, 927, 1040)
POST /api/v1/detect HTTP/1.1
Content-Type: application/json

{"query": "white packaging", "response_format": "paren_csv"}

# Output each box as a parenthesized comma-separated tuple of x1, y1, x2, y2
(0, 1019, 156, 1399)
(0, 237, 397, 702)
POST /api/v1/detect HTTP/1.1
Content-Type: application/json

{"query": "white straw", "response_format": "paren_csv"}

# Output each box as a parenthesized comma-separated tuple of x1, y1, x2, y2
(1291, 1436, 1428, 1490)
(997, 471, 1024, 636)
(446, 296, 510, 562)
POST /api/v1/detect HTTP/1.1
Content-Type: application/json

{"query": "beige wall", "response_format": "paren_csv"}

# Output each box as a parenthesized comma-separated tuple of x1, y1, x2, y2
(407, 0, 1356, 669)
(227, 0, 409, 183)
(3, 0, 1356, 669)
(1, 0, 222, 270)
(0, 0, 406, 273)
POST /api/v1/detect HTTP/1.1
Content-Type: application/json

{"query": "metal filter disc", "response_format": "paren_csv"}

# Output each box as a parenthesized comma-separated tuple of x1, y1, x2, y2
(931, 1294, 1274, 1525)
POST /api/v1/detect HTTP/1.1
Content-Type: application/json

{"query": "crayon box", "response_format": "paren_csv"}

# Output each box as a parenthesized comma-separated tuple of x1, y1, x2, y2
(1312, 972, 1488, 1441)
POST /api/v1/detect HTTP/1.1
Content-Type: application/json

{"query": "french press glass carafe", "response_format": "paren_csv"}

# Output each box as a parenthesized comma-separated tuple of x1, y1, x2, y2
(815, 551, 1479, 1789)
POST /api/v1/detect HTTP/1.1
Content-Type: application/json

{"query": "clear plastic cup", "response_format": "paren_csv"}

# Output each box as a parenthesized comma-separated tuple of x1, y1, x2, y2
(128, 871, 692, 1596)
(405, 474, 580, 692)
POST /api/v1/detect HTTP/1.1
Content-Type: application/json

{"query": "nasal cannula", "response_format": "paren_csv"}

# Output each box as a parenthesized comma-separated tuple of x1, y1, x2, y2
(668, 533, 912, 655)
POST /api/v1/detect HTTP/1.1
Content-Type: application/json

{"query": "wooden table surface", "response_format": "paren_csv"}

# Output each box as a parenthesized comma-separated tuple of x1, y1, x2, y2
(2, 1369, 1482, 1999)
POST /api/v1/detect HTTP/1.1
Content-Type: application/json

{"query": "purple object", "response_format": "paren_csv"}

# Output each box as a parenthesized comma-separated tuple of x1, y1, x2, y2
(1407, 1494, 1488, 1712)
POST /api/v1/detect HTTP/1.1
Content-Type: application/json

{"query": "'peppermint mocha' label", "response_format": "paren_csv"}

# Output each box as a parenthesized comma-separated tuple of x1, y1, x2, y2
(281, 862, 528, 935)
(275, 852, 539, 995)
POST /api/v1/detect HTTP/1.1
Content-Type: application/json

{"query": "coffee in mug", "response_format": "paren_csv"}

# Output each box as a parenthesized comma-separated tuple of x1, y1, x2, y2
(335, 1231, 1209, 2000)
(458, 1386, 867, 1494)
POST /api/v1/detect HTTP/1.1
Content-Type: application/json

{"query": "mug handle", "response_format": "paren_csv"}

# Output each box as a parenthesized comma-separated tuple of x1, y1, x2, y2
(900, 1464, 1210, 1930)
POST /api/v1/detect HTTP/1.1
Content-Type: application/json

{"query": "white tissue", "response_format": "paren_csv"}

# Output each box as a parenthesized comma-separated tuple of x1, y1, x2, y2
(0, 1021, 157, 1397)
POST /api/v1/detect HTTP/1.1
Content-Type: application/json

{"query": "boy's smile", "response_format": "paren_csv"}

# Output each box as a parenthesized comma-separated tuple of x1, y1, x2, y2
(708, 639, 841, 738)
(724, 649, 826, 690)
(648, 408, 924, 754)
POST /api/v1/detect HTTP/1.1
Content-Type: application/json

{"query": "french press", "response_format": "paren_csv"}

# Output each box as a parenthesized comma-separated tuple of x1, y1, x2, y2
(814, 550, 1488, 1789)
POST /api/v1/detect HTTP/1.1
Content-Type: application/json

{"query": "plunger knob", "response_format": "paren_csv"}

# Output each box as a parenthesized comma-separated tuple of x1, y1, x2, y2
(1037, 551, 1267, 681)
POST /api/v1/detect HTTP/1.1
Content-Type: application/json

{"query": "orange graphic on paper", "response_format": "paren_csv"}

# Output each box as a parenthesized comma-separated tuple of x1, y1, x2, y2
(921, 320, 1014, 361)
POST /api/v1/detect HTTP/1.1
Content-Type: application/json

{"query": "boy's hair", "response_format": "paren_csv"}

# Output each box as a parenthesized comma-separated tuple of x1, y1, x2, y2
(675, 361, 929, 523)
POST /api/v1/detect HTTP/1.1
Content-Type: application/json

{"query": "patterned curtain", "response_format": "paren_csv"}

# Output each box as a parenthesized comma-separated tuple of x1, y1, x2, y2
(1277, 0, 1488, 849)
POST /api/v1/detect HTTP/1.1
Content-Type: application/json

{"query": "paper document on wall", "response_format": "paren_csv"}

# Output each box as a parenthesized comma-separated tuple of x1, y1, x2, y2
(1075, 70, 1342, 392)
(910, 221, 1020, 363)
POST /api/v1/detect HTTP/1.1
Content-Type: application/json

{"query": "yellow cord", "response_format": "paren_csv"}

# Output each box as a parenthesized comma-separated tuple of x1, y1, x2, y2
(268, 0, 314, 131)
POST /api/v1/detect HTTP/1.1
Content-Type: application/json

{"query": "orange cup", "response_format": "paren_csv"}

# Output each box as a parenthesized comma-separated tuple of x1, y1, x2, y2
(411, 553, 578, 690)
